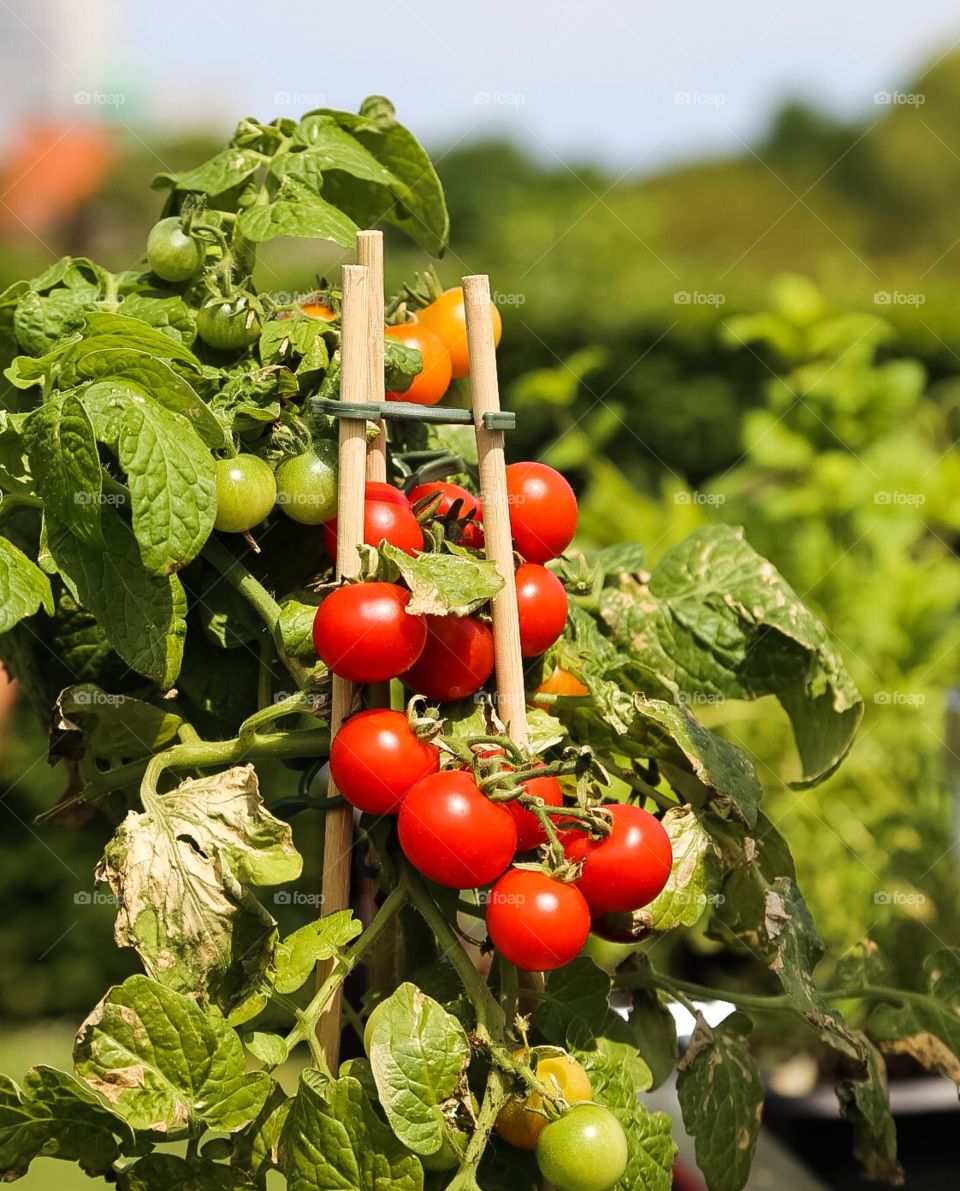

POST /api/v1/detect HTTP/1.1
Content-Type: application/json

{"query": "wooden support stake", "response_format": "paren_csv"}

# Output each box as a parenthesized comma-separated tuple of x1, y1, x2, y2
(317, 263, 370, 1070)
(357, 231, 387, 483)
(463, 275, 529, 751)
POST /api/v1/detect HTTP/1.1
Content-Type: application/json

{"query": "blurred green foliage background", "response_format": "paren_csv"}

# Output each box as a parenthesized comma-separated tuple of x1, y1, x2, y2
(2, 51, 959, 1018)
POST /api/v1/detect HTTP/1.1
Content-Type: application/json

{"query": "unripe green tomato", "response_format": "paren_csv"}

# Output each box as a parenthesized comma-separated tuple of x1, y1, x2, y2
(213, 455, 276, 533)
(420, 1128, 468, 1171)
(146, 217, 203, 282)
(275, 443, 338, 525)
(535, 1104, 628, 1191)
(197, 299, 262, 351)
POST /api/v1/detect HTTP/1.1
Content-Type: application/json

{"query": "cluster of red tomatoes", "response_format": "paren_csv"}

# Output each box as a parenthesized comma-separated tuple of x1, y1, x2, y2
(311, 460, 576, 696)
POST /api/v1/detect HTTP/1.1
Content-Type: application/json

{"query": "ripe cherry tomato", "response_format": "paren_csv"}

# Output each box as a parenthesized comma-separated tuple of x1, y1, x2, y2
(330, 709, 440, 815)
(563, 804, 672, 916)
(486, 869, 590, 971)
(323, 482, 423, 558)
(197, 298, 262, 351)
(398, 770, 517, 888)
(400, 615, 494, 702)
(301, 299, 335, 320)
(532, 665, 589, 708)
(385, 323, 452, 406)
(313, 582, 427, 683)
(416, 287, 502, 380)
(535, 1104, 629, 1191)
(407, 481, 484, 549)
(506, 462, 577, 564)
(497, 1051, 593, 1150)
(213, 455, 276, 533)
(146, 217, 202, 282)
(516, 563, 568, 657)
(275, 443, 338, 525)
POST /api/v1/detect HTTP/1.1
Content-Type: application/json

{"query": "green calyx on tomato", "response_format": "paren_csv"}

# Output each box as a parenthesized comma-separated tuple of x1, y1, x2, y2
(146, 216, 203, 283)
(197, 296, 262, 351)
(213, 455, 277, 534)
(275, 443, 338, 525)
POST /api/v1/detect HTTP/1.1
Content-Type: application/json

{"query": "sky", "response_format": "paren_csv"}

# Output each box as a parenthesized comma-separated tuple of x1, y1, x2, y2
(119, 0, 960, 170)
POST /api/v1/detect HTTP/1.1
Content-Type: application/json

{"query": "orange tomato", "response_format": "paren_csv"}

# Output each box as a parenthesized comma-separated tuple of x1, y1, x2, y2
(532, 666, 589, 707)
(384, 323, 452, 406)
(416, 287, 502, 379)
(301, 300, 335, 320)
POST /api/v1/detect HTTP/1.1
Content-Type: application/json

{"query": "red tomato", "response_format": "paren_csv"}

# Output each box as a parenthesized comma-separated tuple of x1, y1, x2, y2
(313, 582, 427, 683)
(475, 750, 565, 852)
(400, 615, 494, 702)
(505, 462, 577, 564)
(563, 804, 673, 916)
(324, 482, 423, 558)
(385, 324, 453, 406)
(398, 770, 517, 888)
(516, 563, 568, 657)
(486, 869, 591, 971)
(416, 287, 503, 380)
(407, 481, 484, 549)
(330, 709, 440, 814)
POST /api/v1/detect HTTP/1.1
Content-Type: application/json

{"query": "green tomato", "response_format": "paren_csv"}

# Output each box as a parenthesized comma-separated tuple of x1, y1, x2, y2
(214, 455, 276, 533)
(146, 217, 202, 282)
(197, 299, 262, 351)
(535, 1104, 628, 1191)
(420, 1127, 468, 1172)
(275, 443, 338, 525)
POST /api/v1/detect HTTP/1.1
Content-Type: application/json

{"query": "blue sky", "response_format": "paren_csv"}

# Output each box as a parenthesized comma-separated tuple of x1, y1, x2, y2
(118, 0, 960, 170)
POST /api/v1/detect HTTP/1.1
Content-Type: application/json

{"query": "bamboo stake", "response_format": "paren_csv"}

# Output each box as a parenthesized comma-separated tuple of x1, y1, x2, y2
(463, 276, 528, 750)
(356, 231, 387, 483)
(317, 263, 370, 1070)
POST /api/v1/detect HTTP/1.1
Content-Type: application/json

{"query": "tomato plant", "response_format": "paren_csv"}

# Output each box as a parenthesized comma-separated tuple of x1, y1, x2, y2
(0, 97, 921, 1191)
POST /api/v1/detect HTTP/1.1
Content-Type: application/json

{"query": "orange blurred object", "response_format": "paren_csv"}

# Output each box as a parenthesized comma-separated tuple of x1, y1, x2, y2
(0, 122, 114, 235)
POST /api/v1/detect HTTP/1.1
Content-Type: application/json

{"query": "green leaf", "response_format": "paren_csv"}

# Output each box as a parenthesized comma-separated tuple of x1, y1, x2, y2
(0, 1065, 131, 1181)
(96, 765, 302, 1009)
(52, 684, 182, 784)
(278, 597, 322, 660)
(83, 381, 217, 576)
(639, 805, 721, 931)
(116, 1154, 240, 1191)
(78, 312, 202, 373)
(46, 507, 187, 686)
(0, 410, 33, 492)
(316, 97, 450, 256)
(242, 1032, 288, 1066)
(14, 286, 96, 354)
(599, 524, 863, 785)
(273, 911, 362, 994)
(836, 1033, 903, 1185)
(0, 535, 53, 634)
(384, 335, 423, 390)
(282, 1071, 423, 1191)
(153, 147, 263, 195)
(231, 1083, 289, 1181)
(535, 958, 611, 1044)
(381, 542, 504, 617)
(277, 123, 400, 190)
(628, 990, 678, 1091)
(237, 180, 360, 246)
(870, 949, 960, 1088)
(676, 1012, 763, 1191)
(367, 982, 471, 1157)
(117, 294, 197, 346)
(23, 393, 103, 545)
(74, 974, 271, 1133)
(74, 349, 225, 448)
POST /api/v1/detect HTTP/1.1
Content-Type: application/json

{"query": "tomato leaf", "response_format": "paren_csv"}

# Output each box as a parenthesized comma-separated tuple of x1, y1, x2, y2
(237, 180, 359, 247)
(869, 949, 960, 1089)
(638, 804, 721, 932)
(380, 542, 503, 617)
(628, 990, 678, 1091)
(74, 975, 271, 1132)
(0, 535, 53, 634)
(83, 381, 217, 576)
(231, 1083, 290, 1181)
(599, 525, 863, 786)
(281, 1071, 423, 1191)
(367, 982, 471, 1158)
(836, 1032, 904, 1185)
(153, 147, 263, 196)
(273, 911, 363, 994)
(276, 122, 401, 191)
(676, 1012, 762, 1191)
(115, 1154, 240, 1190)
(23, 393, 103, 545)
(0, 1065, 132, 1181)
(96, 765, 301, 1010)
(116, 293, 197, 346)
